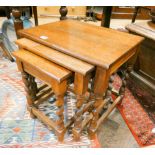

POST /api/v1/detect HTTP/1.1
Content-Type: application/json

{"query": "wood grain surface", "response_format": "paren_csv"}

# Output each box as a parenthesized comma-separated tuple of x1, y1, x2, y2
(15, 38, 94, 75)
(18, 20, 144, 69)
(13, 49, 71, 83)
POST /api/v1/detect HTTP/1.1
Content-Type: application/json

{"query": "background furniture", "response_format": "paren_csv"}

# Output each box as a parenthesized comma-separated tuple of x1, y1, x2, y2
(59, 6, 112, 28)
(126, 21, 155, 111)
(98, 6, 151, 27)
(0, 7, 39, 62)
(0, 6, 38, 26)
(37, 6, 86, 18)
(112, 6, 150, 20)
(101, 6, 112, 28)
(94, 6, 151, 21)
(132, 6, 154, 23)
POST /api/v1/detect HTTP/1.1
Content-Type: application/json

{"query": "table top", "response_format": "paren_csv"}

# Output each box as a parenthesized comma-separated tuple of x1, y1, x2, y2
(18, 20, 144, 69)
(126, 21, 155, 41)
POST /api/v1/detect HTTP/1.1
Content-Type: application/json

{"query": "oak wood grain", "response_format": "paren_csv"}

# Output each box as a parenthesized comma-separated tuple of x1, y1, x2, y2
(15, 38, 94, 75)
(13, 49, 72, 83)
(14, 20, 144, 141)
(18, 20, 144, 69)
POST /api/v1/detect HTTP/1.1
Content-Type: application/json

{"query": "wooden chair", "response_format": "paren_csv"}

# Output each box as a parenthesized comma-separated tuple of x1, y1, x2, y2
(132, 6, 153, 23)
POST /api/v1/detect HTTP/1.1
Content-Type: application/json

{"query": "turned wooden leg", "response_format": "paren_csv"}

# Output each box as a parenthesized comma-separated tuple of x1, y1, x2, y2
(72, 73, 90, 141)
(52, 80, 67, 142)
(119, 48, 139, 96)
(30, 76, 38, 95)
(99, 73, 115, 115)
(12, 9, 23, 39)
(88, 67, 109, 139)
(59, 6, 68, 20)
(105, 74, 114, 101)
(16, 59, 37, 118)
(21, 72, 37, 118)
(119, 66, 132, 96)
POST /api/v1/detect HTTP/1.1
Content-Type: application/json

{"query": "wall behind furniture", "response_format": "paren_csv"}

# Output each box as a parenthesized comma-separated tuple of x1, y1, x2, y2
(37, 6, 86, 17)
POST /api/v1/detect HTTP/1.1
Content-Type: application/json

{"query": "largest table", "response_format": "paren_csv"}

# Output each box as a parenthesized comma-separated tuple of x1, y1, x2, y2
(17, 20, 144, 138)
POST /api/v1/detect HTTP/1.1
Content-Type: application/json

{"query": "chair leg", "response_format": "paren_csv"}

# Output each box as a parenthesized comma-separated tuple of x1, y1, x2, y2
(32, 6, 38, 26)
(101, 6, 113, 28)
(132, 7, 140, 23)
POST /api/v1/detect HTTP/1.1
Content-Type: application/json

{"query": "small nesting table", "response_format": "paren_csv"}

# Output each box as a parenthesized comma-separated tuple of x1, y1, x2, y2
(14, 20, 143, 141)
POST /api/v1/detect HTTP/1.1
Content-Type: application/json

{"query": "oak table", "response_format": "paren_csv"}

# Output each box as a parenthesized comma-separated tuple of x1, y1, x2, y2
(17, 20, 144, 139)
(15, 38, 95, 141)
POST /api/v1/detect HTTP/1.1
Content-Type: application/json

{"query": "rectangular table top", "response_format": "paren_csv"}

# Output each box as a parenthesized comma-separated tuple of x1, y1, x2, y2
(18, 20, 144, 69)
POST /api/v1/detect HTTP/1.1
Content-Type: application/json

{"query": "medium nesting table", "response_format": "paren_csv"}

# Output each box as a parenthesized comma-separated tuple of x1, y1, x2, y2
(14, 20, 144, 141)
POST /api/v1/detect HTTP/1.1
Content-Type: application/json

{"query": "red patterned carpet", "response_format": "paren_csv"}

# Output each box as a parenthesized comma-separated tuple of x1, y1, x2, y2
(0, 56, 155, 147)
(111, 72, 155, 147)
(117, 89, 155, 147)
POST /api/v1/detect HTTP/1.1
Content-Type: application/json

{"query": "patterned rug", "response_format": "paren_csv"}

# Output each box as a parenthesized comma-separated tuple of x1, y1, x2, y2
(0, 57, 100, 148)
(1, 56, 155, 148)
(112, 74, 155, 147)
(117, 90, 155, 147)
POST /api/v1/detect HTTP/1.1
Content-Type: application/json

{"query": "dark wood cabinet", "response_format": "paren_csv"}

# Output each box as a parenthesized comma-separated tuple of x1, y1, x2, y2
(126, 21, 155, 111)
